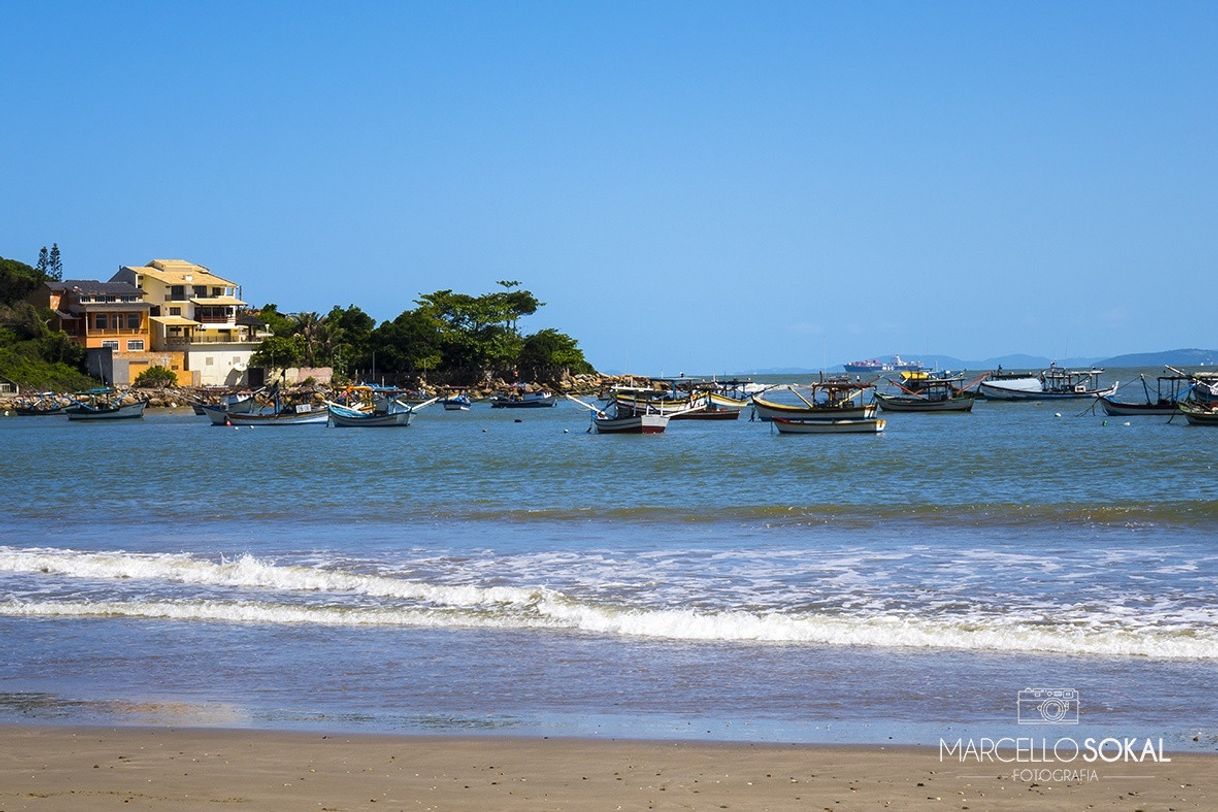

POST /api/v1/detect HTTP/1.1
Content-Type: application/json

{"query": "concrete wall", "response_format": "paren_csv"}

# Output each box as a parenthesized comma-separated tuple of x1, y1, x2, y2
(185, 344, 257, 386)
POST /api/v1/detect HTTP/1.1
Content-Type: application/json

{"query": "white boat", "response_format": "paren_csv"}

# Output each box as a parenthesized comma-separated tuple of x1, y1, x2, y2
(773, 417, 886, 434)
(593, 411, 670, 434)
(979, 367, 1117, 401)
(202, 404, 328, 426)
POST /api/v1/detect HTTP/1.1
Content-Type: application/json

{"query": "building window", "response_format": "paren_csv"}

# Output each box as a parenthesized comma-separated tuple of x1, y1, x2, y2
(127, 340, 145, 351)
(169, 307, 181, 316)
(95, 314, 108, 330)
(101, 340, 119, 349)
(126, 313, 141, 330)
(194, 285, 208, 297)
(205, 357, 215, 366)
(212, 287, 223, 297)
(171, 285, 185, 299)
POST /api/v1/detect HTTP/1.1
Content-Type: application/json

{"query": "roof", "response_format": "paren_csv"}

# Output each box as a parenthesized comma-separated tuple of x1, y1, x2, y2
(78, 302, 151, 312)
(150, 315, 201, 327)
(121, 259, 237, 288)
(51, 279, 145, 296)
(190, 296, 246, 306)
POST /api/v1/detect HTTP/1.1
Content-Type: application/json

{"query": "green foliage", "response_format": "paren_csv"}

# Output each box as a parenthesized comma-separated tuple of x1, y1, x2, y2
(249, 334, 304, 370)
(134, 365, 177, 388)
(249, 286, 592, 385)
(0, 339, 94, 391)
(0, 256, 49, 305)
(519, 329, 594, 378)
(48, 244, 63, 280)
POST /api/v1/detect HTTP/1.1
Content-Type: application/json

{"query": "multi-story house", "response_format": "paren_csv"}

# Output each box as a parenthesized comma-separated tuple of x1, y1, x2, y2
(110, 259, 267, 386)
(33, 279, 189, 385)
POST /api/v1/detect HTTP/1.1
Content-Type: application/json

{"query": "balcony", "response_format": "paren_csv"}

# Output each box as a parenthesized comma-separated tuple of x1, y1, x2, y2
(161, 333, 263, 348)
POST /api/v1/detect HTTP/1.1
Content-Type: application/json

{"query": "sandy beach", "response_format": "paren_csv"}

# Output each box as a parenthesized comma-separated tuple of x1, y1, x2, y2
(0, 726, 1212, 811)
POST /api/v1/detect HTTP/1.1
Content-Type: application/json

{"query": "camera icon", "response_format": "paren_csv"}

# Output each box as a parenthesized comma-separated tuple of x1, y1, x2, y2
(1017, 688, 1080, 725)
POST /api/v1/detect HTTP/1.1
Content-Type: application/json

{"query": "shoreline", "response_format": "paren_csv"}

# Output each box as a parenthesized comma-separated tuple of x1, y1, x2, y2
(1, 724, 1214, 810)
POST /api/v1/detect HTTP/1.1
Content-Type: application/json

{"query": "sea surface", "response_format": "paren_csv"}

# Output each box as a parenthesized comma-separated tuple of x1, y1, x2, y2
(1, 369, 1216, 750)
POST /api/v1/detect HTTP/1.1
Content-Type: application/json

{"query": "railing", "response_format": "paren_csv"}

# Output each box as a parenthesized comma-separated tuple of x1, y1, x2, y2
(161, 334, 263, 347)
(86, 327, 146, 337)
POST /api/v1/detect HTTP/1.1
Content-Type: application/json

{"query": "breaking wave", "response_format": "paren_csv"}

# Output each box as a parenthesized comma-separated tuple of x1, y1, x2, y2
(2, 546, 1215, 660)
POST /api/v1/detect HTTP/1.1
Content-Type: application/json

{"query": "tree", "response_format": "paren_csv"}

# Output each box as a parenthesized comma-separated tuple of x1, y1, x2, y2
(134, 365, 178, 388)
(35, 247, 49, 276)
(519, 328, 594, 381)
(48, 244, 62, 280)
(0, 256, 49, 304)
(249, 335, 304, 371)
(250, 303, 297, 338)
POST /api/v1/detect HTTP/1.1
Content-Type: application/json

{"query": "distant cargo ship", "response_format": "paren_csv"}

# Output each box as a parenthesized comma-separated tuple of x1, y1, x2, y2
(843, 359, 886, 373)
(843, 355, 924, 374)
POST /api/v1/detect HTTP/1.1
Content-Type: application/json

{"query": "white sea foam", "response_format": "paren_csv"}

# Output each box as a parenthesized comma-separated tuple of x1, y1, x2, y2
(2, 595, 1216, 660)
(3, 546, 1216, 660)
(0, 547, 544, 607)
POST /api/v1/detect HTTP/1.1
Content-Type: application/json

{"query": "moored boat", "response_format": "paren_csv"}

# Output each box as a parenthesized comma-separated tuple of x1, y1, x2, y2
(202, 403, 328, 426)
(876, 375, 975, 413)
(442, 394, 472, 411)
(593, 411, 670, 433)
(979, 366, 1117, 401)
(13, 393, 66, 415)
(66, 401, 147, 420)
(773, 417, 886, 434)
(1178, 402, 1218, 426)
(490, 388, 556, 408)
(751, 377, 877, 421)
(327, 404, 414, 427)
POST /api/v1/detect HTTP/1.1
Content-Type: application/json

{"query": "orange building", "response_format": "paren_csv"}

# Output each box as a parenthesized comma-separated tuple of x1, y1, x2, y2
(41, 279, 189, 385)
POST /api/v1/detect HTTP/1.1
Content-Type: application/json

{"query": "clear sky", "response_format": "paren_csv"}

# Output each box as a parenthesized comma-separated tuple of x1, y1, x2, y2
(2, 2, 1215, 372)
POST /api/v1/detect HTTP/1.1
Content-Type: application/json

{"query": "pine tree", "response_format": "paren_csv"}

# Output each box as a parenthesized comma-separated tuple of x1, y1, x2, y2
(36, 246, 49, 276)
(48, 243, 63, 280)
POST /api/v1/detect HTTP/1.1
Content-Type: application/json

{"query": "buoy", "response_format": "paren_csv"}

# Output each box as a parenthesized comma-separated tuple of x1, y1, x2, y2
(563, 429, 569, 433)
(1123, 421, 1131, 427)
(514, 418, 523, 423)
(1054, 412, 1062, 418)
(482, 428, 488, 433)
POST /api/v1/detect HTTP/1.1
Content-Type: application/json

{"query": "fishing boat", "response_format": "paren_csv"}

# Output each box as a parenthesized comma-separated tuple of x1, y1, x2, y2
(564, 393, 670, 433)
(327, 402, 414, 427)
(442, 393, 472, 411)
(1178, 402, 1218, 426)
(773, 417, 886, 434)
(13, 393, 66, 416)
(66, 400, 147, 420)
(490, 388, 556, 408)
(1099, 373, 1195, 416)
(202, 403, 328, 426)
(751, 377, 877, 421)
(190, 391, 260, 416)
(979, 366, 1117, 401)
(876, 375, 975, 413)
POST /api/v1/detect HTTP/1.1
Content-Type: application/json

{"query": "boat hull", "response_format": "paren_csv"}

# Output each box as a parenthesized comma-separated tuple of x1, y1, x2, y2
(593, 413, 669, 434)
(1180, 404, 1218, 426)
(979, 381, 1118, 401)
(751, 396, 877, 421)
(328, 408, 414, 427)
(1098, 397, 1178, 416)
(490, 395, 555, 408)
(773, 417, 886, 434)
(14, 406, 65, 416)
(202, 405, 328, 425)
(875, 394, 974, 413)
(65, 402, 146, 420)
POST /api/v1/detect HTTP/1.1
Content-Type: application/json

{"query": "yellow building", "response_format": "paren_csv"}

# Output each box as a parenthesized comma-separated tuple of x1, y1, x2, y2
(110, 259, 267, 386)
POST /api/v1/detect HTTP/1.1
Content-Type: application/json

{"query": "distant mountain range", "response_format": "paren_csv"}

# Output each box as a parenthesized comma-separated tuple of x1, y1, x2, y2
(740, 348, 1218, 375)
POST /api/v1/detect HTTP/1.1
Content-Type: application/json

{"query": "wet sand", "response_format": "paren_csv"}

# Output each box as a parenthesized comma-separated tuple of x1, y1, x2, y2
(0, 725, 1213, 811)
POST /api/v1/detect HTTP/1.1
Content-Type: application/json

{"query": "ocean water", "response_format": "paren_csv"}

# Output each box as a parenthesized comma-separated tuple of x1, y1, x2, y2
(1, 372, 1216, 749)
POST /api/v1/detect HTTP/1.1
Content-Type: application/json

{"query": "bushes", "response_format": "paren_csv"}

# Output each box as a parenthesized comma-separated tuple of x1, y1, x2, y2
(134, 365, 178, 388)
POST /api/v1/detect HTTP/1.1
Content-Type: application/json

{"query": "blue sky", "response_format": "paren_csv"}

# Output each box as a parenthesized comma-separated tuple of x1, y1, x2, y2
(2, 2, 1215, 373)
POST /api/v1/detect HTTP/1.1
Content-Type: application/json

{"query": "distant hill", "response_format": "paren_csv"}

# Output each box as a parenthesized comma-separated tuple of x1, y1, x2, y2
(1098, 348, 1218, 368)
